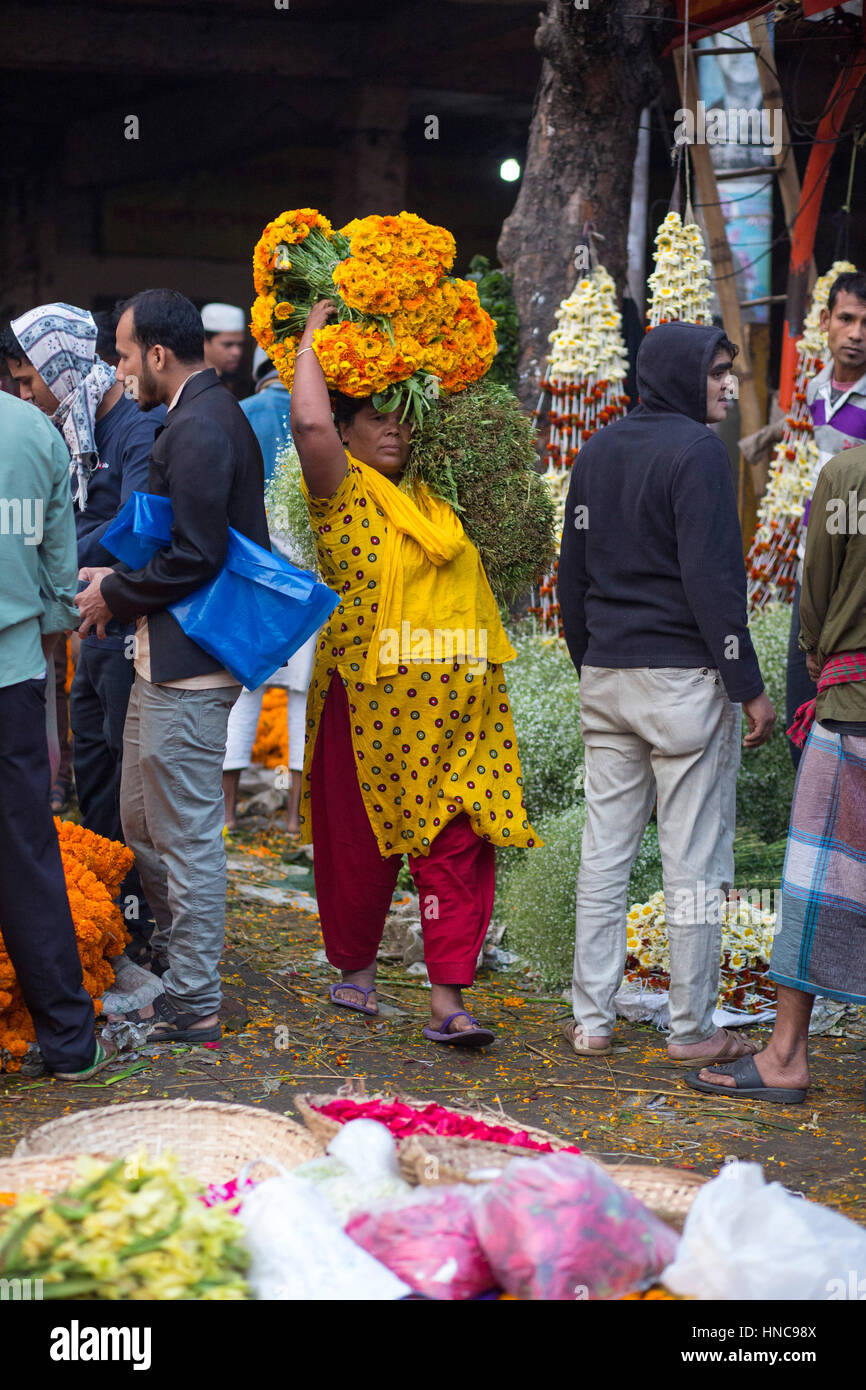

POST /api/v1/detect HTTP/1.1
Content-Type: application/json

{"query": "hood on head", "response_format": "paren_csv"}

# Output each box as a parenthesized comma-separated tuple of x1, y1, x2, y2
(636, 321, 731, 423)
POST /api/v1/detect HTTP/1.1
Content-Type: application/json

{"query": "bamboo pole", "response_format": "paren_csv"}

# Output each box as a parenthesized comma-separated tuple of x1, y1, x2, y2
(674, 50, 761, 544)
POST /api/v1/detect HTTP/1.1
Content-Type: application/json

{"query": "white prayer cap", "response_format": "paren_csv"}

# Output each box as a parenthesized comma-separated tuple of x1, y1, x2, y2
(201, 302, 246, 333)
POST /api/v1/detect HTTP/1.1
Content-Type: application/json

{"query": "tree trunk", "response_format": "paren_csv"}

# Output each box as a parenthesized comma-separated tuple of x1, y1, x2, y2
(498, 0, 668, 412)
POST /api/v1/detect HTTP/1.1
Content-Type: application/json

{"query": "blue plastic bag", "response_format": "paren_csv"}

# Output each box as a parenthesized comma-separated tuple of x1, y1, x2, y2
(101, 491, 338, 689)
(102, 492, 174, 569)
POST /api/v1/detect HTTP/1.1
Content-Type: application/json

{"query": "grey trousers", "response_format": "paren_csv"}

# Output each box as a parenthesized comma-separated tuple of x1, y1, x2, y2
(120, 675, 239, 1016)
(573, 666, 741, 1046)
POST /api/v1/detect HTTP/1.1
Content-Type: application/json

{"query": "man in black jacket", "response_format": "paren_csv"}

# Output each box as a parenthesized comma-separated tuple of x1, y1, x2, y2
(76, 289, 269, 1045)
(558, 321, 776, 1067)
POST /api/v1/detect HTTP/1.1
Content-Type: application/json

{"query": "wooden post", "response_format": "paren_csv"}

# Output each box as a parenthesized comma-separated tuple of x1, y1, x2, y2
(747, 15, 815, 293)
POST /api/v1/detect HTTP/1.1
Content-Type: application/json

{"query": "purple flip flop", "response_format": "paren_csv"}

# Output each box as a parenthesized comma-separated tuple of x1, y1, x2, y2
(422, 1011, 495, 1048)
(329, 982, 378, 1017)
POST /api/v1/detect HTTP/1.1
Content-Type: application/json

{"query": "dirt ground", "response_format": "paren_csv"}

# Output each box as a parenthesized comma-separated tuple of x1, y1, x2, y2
(2, 829, 865, 1226)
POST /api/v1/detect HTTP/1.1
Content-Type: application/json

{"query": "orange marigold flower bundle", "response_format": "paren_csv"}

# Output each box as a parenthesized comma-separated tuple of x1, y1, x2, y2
(249, 207, 496, 424)
(251, 688, 289, 768)
(0, 823, 132, 1072)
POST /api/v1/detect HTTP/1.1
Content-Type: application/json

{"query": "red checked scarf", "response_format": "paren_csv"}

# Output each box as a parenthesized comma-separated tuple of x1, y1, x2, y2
(788, 650, 866, 748)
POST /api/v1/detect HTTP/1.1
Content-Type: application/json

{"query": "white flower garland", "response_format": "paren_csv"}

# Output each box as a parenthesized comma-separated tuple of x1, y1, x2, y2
(746, 259, 857, 611)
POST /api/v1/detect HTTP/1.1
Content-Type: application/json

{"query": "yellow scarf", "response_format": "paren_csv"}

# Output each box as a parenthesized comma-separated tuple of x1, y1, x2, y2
(349, 455, 514, 683)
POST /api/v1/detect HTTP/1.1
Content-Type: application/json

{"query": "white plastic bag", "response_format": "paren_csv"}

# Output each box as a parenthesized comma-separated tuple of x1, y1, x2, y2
(239, 1170, 411, 1300)
(287, 1119, 412, 1224)
(663, 1161, 866, 1300)
(102, 958, 164, 1015)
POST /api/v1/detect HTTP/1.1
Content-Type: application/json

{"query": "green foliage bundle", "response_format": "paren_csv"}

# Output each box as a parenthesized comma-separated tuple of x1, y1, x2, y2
(404, 379, 556, 604)
(736, 602, 796, 842)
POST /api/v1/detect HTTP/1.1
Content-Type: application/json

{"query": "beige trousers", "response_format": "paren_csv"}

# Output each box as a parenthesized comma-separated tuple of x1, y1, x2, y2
(573, 666, 741, 1045)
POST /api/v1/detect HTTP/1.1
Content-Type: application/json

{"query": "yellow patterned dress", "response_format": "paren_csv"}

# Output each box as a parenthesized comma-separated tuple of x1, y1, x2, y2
(298, 455, 538, 857)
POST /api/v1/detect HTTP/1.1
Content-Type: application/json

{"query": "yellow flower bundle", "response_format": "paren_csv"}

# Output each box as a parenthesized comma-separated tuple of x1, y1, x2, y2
(0, 823, 132, 1071)
(249, 208, 496, 422)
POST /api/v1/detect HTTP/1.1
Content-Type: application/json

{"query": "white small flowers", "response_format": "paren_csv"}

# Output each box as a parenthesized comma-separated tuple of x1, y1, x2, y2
(647, 213, 714, 328)
(626, 888, 776, 978)
(747, 258, 858, 611)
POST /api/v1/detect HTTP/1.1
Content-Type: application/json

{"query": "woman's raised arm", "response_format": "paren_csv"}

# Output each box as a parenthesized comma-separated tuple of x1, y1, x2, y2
(289, 299, 348, 498)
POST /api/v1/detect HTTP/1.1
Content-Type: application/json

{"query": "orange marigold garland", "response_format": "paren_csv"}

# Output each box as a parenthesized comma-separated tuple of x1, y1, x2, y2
(251, 688, 289, 769)
(530, 266, 629, 637)
(0, 823, 132, 1072)
(249, 208, 496, 424)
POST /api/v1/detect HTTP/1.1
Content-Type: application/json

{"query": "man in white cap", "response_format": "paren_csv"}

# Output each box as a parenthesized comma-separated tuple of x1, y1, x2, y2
(201, 302, 246, 384)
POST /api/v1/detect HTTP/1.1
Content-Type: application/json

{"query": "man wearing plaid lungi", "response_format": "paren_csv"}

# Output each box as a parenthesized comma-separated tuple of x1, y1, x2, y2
(690, 447, 866, 1104)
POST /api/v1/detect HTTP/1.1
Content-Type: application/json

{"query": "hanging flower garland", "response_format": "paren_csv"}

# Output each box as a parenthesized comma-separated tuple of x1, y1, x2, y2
(529, 266, 630, 636)
(0, 823, 132, 1072)
(646, 212, 713, 328)
(746, 259, 857, 611)
(250, 209, 496, 425)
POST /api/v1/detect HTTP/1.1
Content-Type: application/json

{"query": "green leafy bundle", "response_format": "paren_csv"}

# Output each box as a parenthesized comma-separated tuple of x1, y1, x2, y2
(466, 255, 519, 390)
(404, 379, 556, 604)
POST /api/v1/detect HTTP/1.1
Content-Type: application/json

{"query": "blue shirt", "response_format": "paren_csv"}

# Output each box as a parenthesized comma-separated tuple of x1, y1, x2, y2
(240, 383, 292, 484)
(76, 393, 166, 648)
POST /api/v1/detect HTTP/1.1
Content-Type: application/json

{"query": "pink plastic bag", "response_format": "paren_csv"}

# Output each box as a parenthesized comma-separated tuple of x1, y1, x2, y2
(346, 1187, 495, 1301)
(474, 1153, 679, 1300)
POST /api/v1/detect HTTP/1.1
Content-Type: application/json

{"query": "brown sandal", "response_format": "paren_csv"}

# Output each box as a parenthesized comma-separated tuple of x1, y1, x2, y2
(562, 1019, 613, 1056)
(668, 1028, 760, 1067)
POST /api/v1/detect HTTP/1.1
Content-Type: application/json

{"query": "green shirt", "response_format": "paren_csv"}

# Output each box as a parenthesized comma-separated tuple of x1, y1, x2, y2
(799, 445, 866, 722)
(0, 393, 79, 690)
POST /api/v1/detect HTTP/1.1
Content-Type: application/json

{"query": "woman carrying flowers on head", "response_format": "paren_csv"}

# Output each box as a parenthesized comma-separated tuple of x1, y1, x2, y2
(290, 299, 537, 1047)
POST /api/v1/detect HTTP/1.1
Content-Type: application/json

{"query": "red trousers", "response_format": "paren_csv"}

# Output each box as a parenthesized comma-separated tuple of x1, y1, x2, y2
(310, 678, 496, 986)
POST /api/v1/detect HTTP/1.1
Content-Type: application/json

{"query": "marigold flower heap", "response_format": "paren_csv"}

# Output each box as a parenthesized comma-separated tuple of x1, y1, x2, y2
(250, 209, 496, 422)
(530, 265, 629, 637)
(746, 259, 857, 612)
(0, 822, 131, 1071)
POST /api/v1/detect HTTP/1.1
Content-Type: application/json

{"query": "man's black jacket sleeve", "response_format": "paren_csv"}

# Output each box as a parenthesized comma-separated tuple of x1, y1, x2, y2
(557, 463, 589, 674)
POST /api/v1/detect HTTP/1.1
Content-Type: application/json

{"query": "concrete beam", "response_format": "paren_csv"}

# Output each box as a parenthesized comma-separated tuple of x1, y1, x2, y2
(0, 5, 358, 77)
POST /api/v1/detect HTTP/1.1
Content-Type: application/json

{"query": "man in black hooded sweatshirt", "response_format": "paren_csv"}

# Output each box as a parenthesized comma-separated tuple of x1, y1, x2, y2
(558, 321, 776, 1067)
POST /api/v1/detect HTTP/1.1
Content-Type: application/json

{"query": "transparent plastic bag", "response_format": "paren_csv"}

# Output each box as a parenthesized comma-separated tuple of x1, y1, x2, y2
(663, 1162, 866, 1300)
(346, 1185, 495, 1301)
(474, 1152, 679, 1301)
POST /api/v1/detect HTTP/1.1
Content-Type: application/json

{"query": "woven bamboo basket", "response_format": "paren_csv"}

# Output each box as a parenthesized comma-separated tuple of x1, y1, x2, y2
(14, 1100, 322, 1188)
(294, 1088, 573, 1154)
(0, 1154, 115, 1199)
(398, 1133, 705, 1228)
